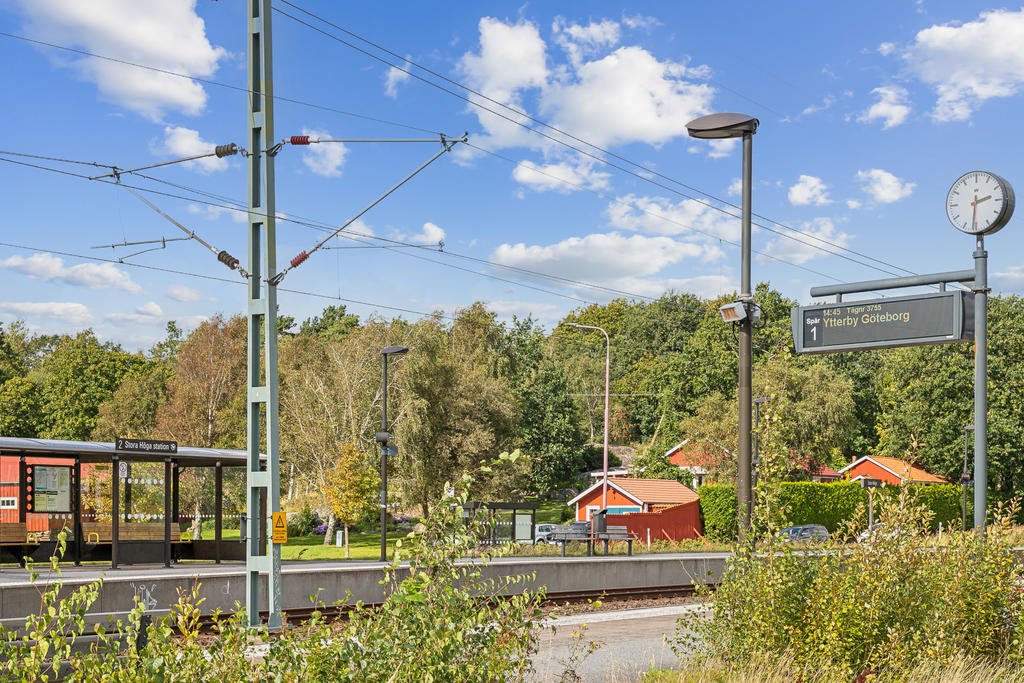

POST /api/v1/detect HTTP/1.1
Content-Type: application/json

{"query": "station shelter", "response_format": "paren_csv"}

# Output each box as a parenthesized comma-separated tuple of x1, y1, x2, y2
(461, 501, 539, 544)
(0, 437, 262, 568)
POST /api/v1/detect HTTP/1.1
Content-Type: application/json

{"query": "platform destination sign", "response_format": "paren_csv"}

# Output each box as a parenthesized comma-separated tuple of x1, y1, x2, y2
(792, 291, 974, 354)
(115, 437, 178, 454)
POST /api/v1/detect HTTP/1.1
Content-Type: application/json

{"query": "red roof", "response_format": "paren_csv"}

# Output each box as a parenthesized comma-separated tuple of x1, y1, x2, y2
(567, 477, 699, 507)
(611, 478, 699, 505)
(840, 456, 950, 484)
(665, 439, 732, 469)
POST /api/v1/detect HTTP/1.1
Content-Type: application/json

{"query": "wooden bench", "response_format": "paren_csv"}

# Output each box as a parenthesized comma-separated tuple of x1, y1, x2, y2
(594, 525, 636, 556)
(81, 522, 183, 543)
(547, 525, 594, 557)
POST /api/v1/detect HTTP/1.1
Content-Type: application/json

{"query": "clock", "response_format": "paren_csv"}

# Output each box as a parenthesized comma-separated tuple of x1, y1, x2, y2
(946, 171, 1014, 236)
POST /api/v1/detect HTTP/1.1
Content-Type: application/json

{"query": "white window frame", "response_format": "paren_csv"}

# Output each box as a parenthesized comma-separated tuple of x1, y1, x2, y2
(0, 497, 17, 510)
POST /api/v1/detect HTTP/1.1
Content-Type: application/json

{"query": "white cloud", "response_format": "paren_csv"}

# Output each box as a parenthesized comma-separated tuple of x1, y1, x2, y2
(856, 169, 916, 203)
(846, 199, 863, 210)
(904, 9, 1024, 121)
(158, 126, 228, 173)
(705, 138, 738, 159)
(485, 299, 561, 324)
(607, 194, 740, 243)
(0, 252, 141, 292)
(137, 301, 162, 316)
(802, 95, 835, 116)
(459, 18, 548, 105)
(542, 46, 713, 148)
(512, 157, 611, 193)
(858, 86, 911, 128)
(878, 42, 897, 56)
(552, 17, 621, 67)
(727, 179, 743, 196)
(300, 128, 348, 178)
(188, 203, 248, 223)
(491, 232, 707, 294)
(622, 14, 661, 31)
(0, 301, 93, 326)
(106, 301, 164, 325)
(457, 18, 713, 154)
(993, 265, 1024, 292)
(384, 58, 412, 98)
(167, 284, 212, 302)
(410, 222, 446, 244)
(788, 175, 832, 206)
(758, 217, 852, 265)
(16, 0, 226, 120)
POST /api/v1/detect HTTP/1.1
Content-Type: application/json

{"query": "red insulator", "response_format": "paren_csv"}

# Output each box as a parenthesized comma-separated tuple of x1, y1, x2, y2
(290, 136, 310, 145)
(289, 251, 309, 268)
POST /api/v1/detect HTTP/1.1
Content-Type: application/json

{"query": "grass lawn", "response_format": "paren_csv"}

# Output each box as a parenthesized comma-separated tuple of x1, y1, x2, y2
(535, 501, 572, 524)
(281, 532, 401, 561)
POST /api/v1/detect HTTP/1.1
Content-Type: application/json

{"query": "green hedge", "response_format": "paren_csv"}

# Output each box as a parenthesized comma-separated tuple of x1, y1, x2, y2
(697, 484, 737, 541)
(779, 482, 867, 531)
(698, 482, 966, 541)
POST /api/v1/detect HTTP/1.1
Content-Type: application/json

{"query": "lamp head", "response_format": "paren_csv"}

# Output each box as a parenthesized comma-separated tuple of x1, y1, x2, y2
(381, 345, 409, 356)
(686, 112, 759, 139)
(719, 301, 747, 323)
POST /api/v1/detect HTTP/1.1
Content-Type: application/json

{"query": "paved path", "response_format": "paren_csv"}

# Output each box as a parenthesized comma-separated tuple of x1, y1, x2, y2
(532, 604, 705, 682)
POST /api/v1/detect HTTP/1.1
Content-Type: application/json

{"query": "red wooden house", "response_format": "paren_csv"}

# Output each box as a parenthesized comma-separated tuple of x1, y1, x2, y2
(839, 456, 950, 486)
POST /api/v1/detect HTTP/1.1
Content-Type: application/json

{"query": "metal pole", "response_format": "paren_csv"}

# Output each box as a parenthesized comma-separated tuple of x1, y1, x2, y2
(380, 356, 389, 562)
(246, 0, 282, 629)
(737, 130, 753, 539)
(602, 328, 610, 510)
(973, 236, 988, 531)
(962, 426, 970, 531)
(868, 489, 874, 529)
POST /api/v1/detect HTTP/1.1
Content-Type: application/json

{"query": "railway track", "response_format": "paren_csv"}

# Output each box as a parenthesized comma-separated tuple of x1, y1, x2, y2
(229, 582, 713, 629)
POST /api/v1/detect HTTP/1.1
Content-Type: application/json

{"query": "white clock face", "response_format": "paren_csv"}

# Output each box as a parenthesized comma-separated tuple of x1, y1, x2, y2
(947, 171, 1013, 235)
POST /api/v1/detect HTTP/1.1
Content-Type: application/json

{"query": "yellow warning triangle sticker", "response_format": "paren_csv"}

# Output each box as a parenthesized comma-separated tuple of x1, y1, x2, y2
(273, 514, 285, 528)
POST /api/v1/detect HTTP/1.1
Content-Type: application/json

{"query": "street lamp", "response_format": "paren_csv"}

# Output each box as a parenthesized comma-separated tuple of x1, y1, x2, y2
(687, 112, 759, 539)
(962, 424, 974, 531)
(377, 344, 408, 561)
(565, 323, 611, 510)
(752, 397, 772, 491)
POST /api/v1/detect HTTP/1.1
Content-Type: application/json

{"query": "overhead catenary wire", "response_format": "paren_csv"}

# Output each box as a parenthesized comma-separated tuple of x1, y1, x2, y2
(270, 133, 466, 284)
(0, 31, 440, 136)
(273, 2, 921, 281)
(0, 150, 849, 298)
(0, 153, 602, 306)
(3, 27, 933, 285)
(1, 31, 946, 291)
(119, 185, 248, 278)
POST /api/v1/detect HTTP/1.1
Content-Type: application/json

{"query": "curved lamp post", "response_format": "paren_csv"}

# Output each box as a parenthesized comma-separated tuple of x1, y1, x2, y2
(687, 112, 759, 539)
(566, 323, 610, 510)
(377, 345, 408, 561)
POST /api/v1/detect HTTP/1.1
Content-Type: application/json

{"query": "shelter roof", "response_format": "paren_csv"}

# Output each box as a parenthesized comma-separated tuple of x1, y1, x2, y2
(0, 437, 260, 465)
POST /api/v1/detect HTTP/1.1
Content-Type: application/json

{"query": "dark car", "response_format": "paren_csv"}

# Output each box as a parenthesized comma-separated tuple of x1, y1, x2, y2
(779, 524, 830, 543)
(568, 520, 591, 535)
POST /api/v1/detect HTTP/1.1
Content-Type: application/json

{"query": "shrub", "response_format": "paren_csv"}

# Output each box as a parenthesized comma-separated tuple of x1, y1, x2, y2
(697, 484, 737, 541)
(559, 505, 574, 523)
(287, 505, 320, 537)
(678, 490, 1024, 680)
(699, 481, 965, 540)
(0, 453, 554, 681)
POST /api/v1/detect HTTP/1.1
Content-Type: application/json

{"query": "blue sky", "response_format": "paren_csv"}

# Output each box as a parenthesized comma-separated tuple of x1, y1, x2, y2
(1, 0, 1023, 349)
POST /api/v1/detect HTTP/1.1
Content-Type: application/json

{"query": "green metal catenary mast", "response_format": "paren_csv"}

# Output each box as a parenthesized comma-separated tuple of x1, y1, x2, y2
(246, 0, 283, 629)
